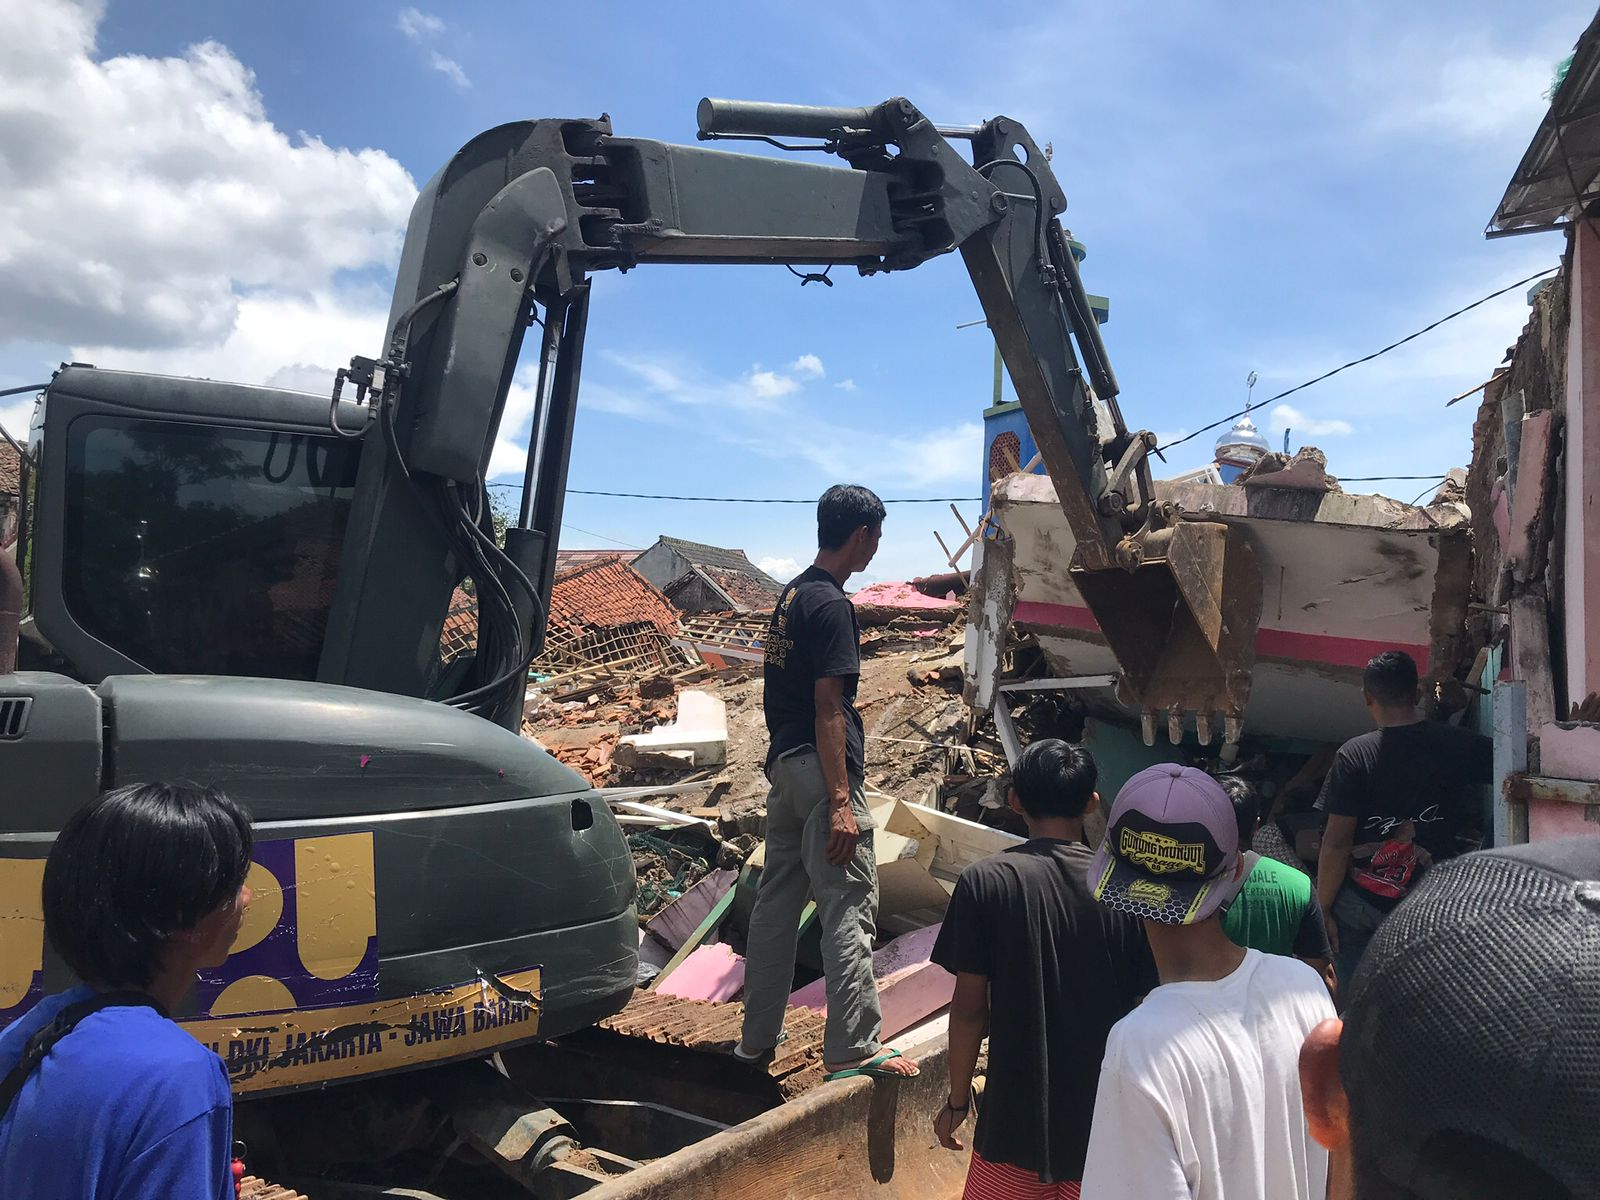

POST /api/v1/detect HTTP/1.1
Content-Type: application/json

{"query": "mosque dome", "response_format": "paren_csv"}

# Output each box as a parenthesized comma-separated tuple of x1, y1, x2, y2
(1215, 411, 1270, 465)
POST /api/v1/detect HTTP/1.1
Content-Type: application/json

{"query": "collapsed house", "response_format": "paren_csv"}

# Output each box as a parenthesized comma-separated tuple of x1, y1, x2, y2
(442, 552, 692, 692)
(631, 535, 782, 614)
(1472, 8, 1600, 845)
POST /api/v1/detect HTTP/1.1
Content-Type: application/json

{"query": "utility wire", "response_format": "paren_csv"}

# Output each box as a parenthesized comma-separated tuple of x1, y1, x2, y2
(561, 521, 640, 549)
(1157, 267, 1560, 455)
(487, 481, 978, 504)
(1339, 473, 1451, 482)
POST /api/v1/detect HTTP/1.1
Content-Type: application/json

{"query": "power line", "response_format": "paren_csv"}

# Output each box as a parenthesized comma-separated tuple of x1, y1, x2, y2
(1339, 473, 1451, 482)
(1158, 267, 1560, 455)
(487, 481, 978, 504)
(561, 521, 640, 549)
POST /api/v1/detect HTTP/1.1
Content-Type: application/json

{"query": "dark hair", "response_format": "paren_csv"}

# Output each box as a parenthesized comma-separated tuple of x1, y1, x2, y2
(817, 484, 886, 551)
(1010, 739, 1098, 819)
(1217, 775, 1261, 847)
(44, 783, 253, 989)
(1364, 650, 1420, 708)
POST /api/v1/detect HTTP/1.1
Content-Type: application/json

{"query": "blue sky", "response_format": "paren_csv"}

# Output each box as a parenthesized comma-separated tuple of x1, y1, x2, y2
(0, 0, 1590, 583)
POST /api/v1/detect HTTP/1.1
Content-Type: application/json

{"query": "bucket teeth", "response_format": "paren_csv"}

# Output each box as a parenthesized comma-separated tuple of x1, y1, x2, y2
(1167, 707, 1184, 745)
(1195, 712, 1214, 746)
(1141, 711, 1156, 747)
(1224, 715, 1244, 746)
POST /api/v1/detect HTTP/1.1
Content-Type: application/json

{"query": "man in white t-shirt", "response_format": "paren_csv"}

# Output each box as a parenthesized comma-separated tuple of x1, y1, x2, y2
(1080, 764, 1335, 1200)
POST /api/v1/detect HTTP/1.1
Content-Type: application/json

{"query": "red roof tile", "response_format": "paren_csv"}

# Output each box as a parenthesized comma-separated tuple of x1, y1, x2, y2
(556, 548, 623, 573)
(548, 557, 679, 639)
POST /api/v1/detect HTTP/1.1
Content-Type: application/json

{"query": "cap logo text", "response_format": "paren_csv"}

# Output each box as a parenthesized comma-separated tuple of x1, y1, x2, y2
(1126, 879, 1174, 906)
(1119, 828, 1207, 875)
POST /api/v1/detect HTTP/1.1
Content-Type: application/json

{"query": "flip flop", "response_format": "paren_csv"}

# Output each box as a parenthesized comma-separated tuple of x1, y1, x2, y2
(732, 1030, 787, 1066)
(823, 1047, 920, 1082)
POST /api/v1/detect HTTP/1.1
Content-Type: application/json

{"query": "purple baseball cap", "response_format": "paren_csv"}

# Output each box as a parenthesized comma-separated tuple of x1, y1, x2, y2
(1088, 763, 1244, 925)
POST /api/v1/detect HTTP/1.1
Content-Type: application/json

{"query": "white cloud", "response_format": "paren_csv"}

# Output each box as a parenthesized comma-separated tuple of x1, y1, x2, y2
(835, 378, 857, 391)
(790, 353, 824, 378)
(69, 286, 390, 383)
(396, 7, 444, 41)
(1267, 403, 1353, 438)
(747, 369, 800, 399)
(757, 555, 801, 580)
(881, 422, 983, 487)
(0, 0, 416, 352)
(1365, 45, 1554, 143)
(395, 7, 468, 88)
(428, 51, 470, 89)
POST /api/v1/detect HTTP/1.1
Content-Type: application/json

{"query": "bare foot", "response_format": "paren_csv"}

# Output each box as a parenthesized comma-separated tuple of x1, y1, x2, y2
(824, 1050, 919, 1077)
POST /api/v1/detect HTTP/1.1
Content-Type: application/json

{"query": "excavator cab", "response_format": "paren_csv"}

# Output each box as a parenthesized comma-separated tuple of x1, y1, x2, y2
(1, 367, 640, 1094)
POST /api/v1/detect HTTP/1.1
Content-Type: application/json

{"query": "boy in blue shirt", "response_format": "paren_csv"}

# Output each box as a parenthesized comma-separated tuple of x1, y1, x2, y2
(0, 782, 253, 1198)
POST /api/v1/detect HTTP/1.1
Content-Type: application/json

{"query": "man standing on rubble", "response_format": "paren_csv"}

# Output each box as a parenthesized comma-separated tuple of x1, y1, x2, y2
(736, 485, 918, 1081)
(1315, 651, 1492, 986)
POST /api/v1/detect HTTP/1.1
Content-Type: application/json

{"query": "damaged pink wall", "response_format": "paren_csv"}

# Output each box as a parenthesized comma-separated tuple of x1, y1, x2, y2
(1565, 224, 1600, 708)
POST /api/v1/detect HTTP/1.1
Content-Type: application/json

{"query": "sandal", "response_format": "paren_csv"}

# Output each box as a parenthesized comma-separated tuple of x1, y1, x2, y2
(823, 1047, 920, 1081)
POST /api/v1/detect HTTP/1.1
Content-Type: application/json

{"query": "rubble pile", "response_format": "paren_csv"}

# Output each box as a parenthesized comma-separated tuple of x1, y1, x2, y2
(523, 675, 682, 785)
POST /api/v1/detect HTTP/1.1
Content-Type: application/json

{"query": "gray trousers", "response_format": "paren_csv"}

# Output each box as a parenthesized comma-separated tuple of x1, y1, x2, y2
(1331, 883, 1390, 988)
(739, 748, 882, 1064)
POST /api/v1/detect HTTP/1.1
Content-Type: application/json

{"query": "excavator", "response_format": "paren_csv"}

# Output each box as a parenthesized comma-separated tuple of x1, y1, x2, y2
(0, 96, 1260, 1119)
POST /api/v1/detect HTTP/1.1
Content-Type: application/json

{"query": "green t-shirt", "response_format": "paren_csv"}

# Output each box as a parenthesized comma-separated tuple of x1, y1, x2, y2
(1221, 853, 1331, 960)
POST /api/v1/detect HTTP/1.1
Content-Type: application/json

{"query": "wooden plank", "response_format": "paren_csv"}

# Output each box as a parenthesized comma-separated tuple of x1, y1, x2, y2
(646, 887, 737, 991)
(1492, 681, 1528, 847)
(991, 697, 1023, 768)
(933, 529, 957, 568)
(1505, 773, 1600, 807)
(998, 674, 1119, 694)
(949, 503, 974, 538)
(646, 868, 739, 952)
(903, 801, 1025, 884)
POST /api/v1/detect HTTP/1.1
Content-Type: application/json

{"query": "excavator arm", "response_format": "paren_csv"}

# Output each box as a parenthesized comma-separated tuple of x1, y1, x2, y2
(325, 97, 1261, 746)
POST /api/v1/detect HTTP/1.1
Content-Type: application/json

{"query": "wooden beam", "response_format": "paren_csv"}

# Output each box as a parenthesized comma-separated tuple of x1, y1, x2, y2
(1505, 773, 1600, 807)
(999, 674, 1119, 694)
(949, 503, 974, 539)
(647, 887, 737, 991)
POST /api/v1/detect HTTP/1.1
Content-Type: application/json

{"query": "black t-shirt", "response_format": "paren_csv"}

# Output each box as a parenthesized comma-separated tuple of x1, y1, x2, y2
(1316, 719, 1493, 872)
(931, 839, 1158, 1183)
(762, 566, 864, 777)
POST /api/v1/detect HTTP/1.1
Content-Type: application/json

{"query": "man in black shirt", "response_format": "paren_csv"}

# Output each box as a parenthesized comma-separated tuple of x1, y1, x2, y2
(931, 739, 1156, 1194)
(738, 485, 918, 1080)
(1316, 650, 1492, 987)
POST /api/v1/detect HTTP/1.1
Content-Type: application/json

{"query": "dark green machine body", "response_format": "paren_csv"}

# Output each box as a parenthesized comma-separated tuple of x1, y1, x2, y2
(2, 671, 636, 1036)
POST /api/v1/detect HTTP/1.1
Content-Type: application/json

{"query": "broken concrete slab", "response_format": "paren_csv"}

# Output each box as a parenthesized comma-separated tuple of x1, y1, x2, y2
(1239, 446, 1334, 492)
(615, 690, 728, 768)
(1536, 722, 1600, 782)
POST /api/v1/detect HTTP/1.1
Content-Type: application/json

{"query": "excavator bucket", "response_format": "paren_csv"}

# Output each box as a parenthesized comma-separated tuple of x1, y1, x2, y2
(1070, 520, 1263, 749)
